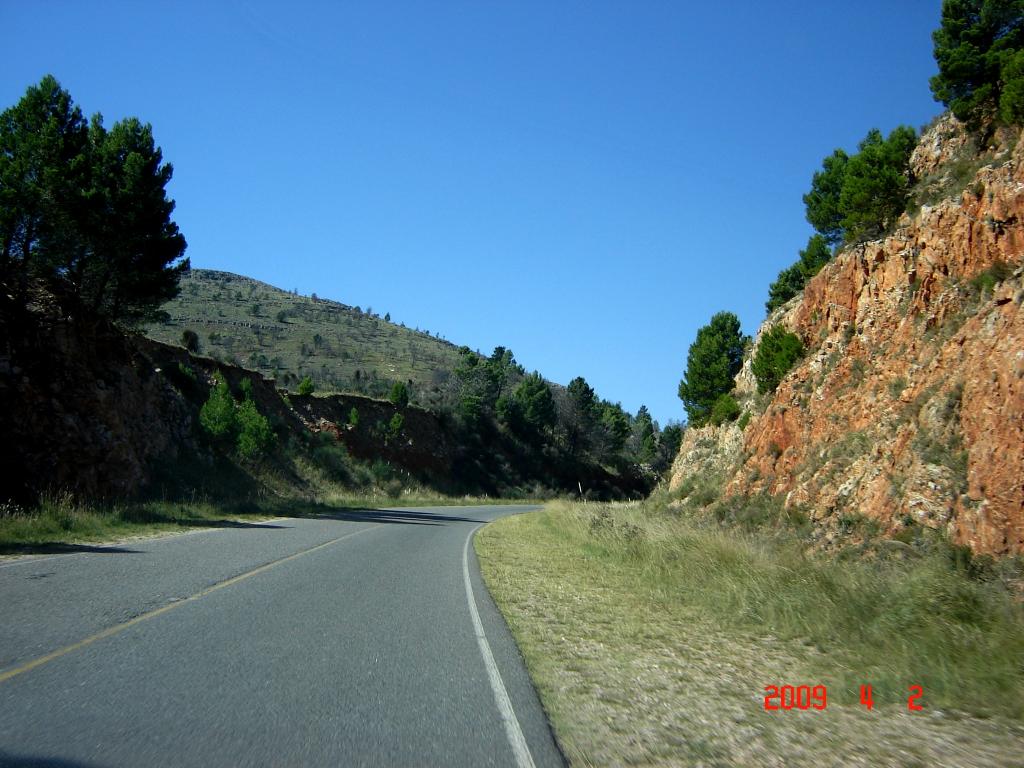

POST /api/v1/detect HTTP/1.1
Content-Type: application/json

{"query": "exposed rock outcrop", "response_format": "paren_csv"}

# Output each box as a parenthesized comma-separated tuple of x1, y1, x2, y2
(671, 117, 1024, 555)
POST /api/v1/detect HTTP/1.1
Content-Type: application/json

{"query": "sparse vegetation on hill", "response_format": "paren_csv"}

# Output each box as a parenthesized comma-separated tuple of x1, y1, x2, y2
(150, 270, 678, 498)
(147, 269, 464, 406)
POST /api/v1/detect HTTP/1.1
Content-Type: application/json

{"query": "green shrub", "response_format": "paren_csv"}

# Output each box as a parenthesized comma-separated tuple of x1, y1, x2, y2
(348, 407, 360, 428)
(297, 376, 315, 395)
(970, 258, 1012, 294)
(387, 412, 404, 440)
(752, 326, 804, 394)
(737, 411, 751, 431)
(199, 381, 237, 440)
(389, 381, 410, 408)
(236, 399, 274, 459)
(310, 437, 355, 484)
(709, 394, 741, 426)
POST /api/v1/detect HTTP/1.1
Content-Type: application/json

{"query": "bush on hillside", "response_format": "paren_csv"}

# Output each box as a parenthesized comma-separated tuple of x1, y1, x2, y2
(709, 393, 741, 426)
(199, 381, 237, 440)
(236, 398, 274, 459)
(389, 381, 410, 408)
(297, 376, 315, 395)
(387, 412, 404, 441)
(752, 326, 804, 394)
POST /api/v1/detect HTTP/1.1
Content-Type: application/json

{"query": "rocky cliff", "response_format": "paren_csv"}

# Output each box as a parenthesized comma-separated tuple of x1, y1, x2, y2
(670, 116, 1024, 556)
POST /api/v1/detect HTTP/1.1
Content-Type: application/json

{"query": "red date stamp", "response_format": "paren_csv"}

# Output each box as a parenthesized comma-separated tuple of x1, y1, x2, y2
(764, 684, 925, 711)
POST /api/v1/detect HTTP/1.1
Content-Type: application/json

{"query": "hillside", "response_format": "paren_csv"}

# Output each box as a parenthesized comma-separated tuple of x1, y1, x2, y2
(669, 115, 1024, 556)
(146, 269, 464, 406)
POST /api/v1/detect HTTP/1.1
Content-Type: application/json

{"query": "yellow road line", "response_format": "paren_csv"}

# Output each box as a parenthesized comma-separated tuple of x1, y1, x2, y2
(0, 525, 377, 685)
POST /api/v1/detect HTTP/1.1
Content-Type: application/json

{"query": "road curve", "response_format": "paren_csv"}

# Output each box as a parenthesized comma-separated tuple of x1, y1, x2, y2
(0, 505, 564, 767)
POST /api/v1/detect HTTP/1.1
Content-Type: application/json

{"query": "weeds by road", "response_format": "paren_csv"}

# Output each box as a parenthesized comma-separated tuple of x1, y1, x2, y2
(475, 501, 1024, 767)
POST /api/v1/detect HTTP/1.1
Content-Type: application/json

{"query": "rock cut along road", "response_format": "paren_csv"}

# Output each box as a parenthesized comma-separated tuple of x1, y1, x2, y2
(0, 505, 564, 767)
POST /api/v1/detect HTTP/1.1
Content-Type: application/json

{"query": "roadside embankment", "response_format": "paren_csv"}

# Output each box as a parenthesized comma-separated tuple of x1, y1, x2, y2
(475, 500, 1024, 766)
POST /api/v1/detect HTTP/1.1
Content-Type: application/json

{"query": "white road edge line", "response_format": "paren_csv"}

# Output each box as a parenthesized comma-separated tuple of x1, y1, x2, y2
(463, 526, 537, 768)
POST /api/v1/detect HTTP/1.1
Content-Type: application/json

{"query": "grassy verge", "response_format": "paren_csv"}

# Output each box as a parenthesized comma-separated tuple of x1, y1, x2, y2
(0, 491, 537, 556)
(475, 501, 1024, 767)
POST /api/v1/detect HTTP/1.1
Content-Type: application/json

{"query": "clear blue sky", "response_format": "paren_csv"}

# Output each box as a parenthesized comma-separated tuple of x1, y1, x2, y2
(4, 1, 944, 427)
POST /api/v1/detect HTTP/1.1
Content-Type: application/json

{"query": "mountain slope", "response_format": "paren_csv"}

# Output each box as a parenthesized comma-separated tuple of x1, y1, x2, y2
(670, 116, 1024, 556)
(146, 269, 463, 405)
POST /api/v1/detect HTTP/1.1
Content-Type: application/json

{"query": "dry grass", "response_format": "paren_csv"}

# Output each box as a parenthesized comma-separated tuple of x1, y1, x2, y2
(475, 502, 1024, 767)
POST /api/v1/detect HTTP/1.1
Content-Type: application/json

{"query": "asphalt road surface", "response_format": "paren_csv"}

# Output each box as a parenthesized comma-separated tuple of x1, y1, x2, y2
(0, 505, 565, 767)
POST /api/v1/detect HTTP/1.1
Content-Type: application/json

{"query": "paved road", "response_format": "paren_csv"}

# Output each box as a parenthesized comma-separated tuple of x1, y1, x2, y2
(0, 505, 564, 767)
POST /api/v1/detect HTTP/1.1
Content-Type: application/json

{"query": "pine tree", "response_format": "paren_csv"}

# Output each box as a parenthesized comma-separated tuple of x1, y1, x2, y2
(677, 312, 746, 426)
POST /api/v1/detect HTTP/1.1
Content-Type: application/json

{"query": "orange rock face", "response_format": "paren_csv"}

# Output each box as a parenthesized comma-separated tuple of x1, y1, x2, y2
(670, 118, 1024, 555)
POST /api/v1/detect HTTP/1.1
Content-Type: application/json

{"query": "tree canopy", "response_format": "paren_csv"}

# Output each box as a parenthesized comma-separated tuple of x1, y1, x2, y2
(803, 126, 916, 246)
(0, 75, 188, 323)
(839, 126, 918, 242)
(803, 149, 848, 245)
(498, 371, 556, 442)
(677, 312, 746, 426)
(931, 0, 1024, 126)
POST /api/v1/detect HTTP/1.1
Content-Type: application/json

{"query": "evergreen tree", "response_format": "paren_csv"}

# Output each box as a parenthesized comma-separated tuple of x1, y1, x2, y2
(506, 372, 556, 441)
(931, 0, 1024, 126)
(0, 76, 188, 322)
(518, 373, 556, 433)
(803, 149, 848, 245)
(654, 423, 684, 474)
(236, 398, 274, 459)
(677, 312, 746, 426)
(565, 376, 599, 454)
(389, 381, 410, 409)
(752, 325, 804, 394)
(597, 402, 631, 460)
(631, 405, 657, 463)
(765, 263, 805, 314)
(199, 381, 237, 440)
(839, 126, 917, 242)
